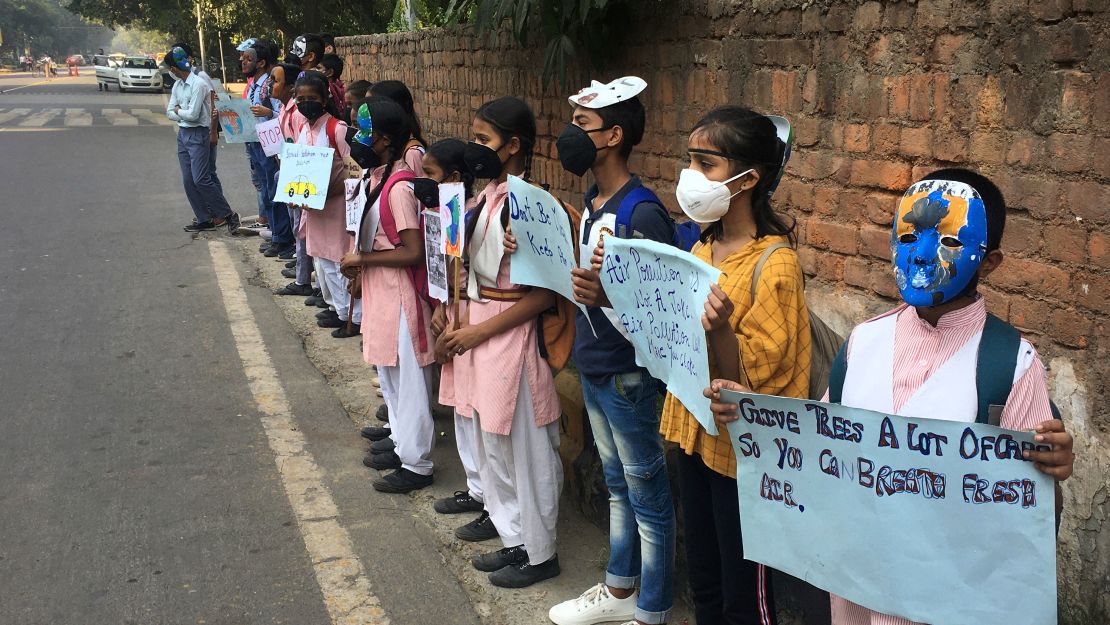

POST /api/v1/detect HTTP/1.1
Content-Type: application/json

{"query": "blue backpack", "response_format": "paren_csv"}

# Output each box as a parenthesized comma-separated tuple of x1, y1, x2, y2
(613, 186, 701, 251)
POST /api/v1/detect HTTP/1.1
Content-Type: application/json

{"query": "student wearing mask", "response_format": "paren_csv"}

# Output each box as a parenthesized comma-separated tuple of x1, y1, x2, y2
(344, 80, 372, 124)
(662, 106, 811, 625)
(369, 80, 427, 176)
(318, 54, 347, 122)
(164, 46, 240, 234)
(274, 56, 319, 297)
(341, 98, 436, 493)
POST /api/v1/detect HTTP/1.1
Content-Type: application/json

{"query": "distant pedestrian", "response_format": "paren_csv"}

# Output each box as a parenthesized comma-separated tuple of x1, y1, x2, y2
(163, 47, 240, 233)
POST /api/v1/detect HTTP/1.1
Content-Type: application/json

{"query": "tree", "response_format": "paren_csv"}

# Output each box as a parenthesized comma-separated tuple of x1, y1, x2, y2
(0, 0, 113, 58)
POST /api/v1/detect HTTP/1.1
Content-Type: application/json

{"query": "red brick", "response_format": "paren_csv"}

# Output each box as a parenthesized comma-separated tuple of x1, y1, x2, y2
(844, 124, 871, 152)
(933, 132, 968, 162)
(1089, 232, 1110, 269)
(1069, 270, 1110, 314)
(1058, 72, 1092, 130)
(850, 159, 912, 191)
(807, 220, 859, 254)
(979, 285, 1011, 320)
(872, 123, 900, 155)
(1050, 307, 1095, 349)
(887, 76, 910, 119)
(1005, 134, 1045, 167)
(969, 132, 1008, 164)
(1046, 133, 1092, 173)
(1091, 136, 1110, 179)
(909, 74, 933, 121)
(1092, 73, 1110, 130)
(1004, 216, 1044, 257)
(854, 1, 883, 30)
(988, 257, 1071, 298)
(930, 34, 968, 64)
(899, 126, 933, 158)
(1007, 297, 1054, 334)
(859, 225, 893, 260)
(792, 152, 850, 182)
(1047, 21, 1091, 64)
(1042, 226, 1088, 263)
(776, 178, 815, 213)
(843, 257, 872, 290)
(813, 186, 840, 216)
(858, 190, 900, 226)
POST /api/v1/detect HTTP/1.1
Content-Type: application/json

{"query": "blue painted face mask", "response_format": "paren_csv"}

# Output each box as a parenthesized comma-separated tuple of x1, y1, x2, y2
(891, 179, 988, 307)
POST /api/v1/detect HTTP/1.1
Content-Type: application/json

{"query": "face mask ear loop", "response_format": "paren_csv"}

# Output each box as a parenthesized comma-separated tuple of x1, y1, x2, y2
(718, 168, 755, 199)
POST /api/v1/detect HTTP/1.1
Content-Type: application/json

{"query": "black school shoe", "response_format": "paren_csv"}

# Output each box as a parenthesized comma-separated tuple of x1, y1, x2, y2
(285, 260, 297, 269)
(316, 309, 339, 321)
(304, 294, 323, 306)
(224, 212, 241, 234)
(471, 545, 528, 572)
(360, 425, 390, 441)
(278, 247, 295, 260)
(318, 315, 344, 329)
(372, 468, 433, 493)
(263, 242, 293, 258)
(369, 437, 395, 454)
(275, 282, 313, 296)
(376, 404, 389, 423)
(331, 323, 360, 339)
(363, 449, 401, 470)
(455, 511, 499, 542)
(184, 220, 216, 232)
(489, 555, 560, 588)
(282, 268, 297, 279)
(434, 491, 484, 514)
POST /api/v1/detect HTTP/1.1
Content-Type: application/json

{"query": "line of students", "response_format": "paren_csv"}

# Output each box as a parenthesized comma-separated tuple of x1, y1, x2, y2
(244, 40, 1076, 624)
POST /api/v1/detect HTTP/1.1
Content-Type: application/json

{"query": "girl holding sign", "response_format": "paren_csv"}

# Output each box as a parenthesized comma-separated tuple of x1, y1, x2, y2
(439, 97, 563, 589)
(288, 71, 361, 338)
(658, 106, 812, 625)
(341, 97, 437, 494)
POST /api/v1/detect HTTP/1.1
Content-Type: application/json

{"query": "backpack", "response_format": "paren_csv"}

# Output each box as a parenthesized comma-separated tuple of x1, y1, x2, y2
(375, 169, 437, 353)
(613, 186, 701, 251)
(751, 242, 844, 400)
(520, 188, 580, 372)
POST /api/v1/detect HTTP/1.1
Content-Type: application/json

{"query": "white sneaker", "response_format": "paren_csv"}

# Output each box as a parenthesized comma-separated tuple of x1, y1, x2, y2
(548, 583, 637, 625)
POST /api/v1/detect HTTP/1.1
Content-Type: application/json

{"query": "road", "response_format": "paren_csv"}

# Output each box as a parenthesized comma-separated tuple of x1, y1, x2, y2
(0, 73, 484, 625)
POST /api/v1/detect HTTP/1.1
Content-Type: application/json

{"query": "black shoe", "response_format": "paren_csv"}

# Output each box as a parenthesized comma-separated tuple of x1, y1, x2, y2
(471, 546, 528, 573)
(360, 425, 390, 441)
(331, 324, 360, 338)
(369, 437, 395, 454)
(488, 555, 560, 588)
(275, 282, 313, 296)
(455, 511, 499, 542)
(318, 315, 344, 329)
(264, 243, 292, 257)
(315, 298, 329, 309)
(282, 268, 297, 279)
(364, 450, 401, 470)
(305, 294, 322, 306)
(260, 242, 271, 253)
(434, 491, 485, 514)
(285, 260, 297, 269)
(225, 212, 242, 234)
(278, 247, 295, 260)
(316, 309, 337, 320)
(373, 468, 433, 493)
(184, 220, 216, 232)
(375, 404, 389, 422)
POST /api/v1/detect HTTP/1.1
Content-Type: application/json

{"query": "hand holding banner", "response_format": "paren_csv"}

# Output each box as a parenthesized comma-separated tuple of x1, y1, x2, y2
(215, 99, 257, 143)
(423, 210, 449, 302)
(256, 118, 283, 156)
(344, 178, 366, 233)
(721, 390, 1057, 625)
(439, 182, 465, 258)
(273, 143, 335, 210)
(600, 238, 720, 433)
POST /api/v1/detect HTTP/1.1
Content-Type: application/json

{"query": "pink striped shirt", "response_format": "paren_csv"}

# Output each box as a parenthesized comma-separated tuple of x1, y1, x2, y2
(830, 298, 1055, 625)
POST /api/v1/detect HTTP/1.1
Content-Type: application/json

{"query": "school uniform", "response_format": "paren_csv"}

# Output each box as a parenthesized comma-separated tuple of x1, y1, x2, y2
(280, 104, 314, 286)
(167, 72, 233, 225)
(828, 298, 1052, 625)
(659, 234, 811, 625)
(466, 179, 563, 566)
(243, 74, 292, 247)
(359, 162, 436, 476)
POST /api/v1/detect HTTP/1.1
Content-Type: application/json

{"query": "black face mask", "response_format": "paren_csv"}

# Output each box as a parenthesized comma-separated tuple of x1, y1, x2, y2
(296, 101, 325, 121)
(284, 53, 301, 66)
(349, 139, 381, 170)
(556, 123, 610, 177)
(412, 177, 440, 208)
(243, 63, 258, 78)
(464, 141, 504, 180)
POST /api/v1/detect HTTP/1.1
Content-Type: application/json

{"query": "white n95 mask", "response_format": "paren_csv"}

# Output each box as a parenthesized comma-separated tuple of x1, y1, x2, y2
(675, 167, 754, 224)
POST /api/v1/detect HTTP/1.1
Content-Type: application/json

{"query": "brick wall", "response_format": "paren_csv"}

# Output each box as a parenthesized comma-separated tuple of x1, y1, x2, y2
(339, 2, 1109, 622)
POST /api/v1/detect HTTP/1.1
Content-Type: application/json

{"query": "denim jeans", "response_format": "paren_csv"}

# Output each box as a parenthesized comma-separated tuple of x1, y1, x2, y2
(582, 370, 675, 624)
(245, 142, 292, 246)
(176, 126, 232, 223)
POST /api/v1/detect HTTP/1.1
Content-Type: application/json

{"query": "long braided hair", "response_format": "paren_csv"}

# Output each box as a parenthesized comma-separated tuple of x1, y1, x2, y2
(466, 96, 536, 244)
(359, 96, 412, 210)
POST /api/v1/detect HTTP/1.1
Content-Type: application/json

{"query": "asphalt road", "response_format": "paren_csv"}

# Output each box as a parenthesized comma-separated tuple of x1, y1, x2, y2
(0, 73, 483, 625)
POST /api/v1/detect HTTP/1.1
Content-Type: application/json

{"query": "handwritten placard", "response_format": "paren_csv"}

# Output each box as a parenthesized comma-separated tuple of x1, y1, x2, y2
(344, 178, 366, 233)
(439, 182, 465, 258)
(256, 118, 283, 156)
(601, 238, 720, 433)
(273, 143, 335, 210)
(215, 99, 257, 143)
(722, 391, 1057, 625)
(424, 210, 449, 302)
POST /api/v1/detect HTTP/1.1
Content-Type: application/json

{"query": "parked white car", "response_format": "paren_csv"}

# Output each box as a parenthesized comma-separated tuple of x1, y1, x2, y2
(93, 53, 124, 91)
(117, 57, 163, 92)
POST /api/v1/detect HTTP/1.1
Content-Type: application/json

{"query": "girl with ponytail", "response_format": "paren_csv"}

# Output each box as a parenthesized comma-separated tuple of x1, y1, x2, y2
(340, 96, 436, 494)
(661, 105, 810, 625)
(370, 80, 428, 175)
(440, 97, 564, 589)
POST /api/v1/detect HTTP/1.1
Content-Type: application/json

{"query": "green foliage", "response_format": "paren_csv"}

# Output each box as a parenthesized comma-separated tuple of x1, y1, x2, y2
(1, 0, 113, 57)
(444, 0, 648, 87)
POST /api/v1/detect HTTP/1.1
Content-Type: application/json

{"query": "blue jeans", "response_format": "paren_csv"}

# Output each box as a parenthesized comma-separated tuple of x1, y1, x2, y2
(176, 126, 231, 223)
(582, 370, 675, 624)
(246, 142, 292, 246)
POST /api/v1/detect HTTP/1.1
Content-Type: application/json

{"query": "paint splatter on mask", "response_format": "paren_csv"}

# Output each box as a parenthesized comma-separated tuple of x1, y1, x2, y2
(891, 179, 988, 307)
(354, 103, 373, 146)
(170, 47, 190, 71)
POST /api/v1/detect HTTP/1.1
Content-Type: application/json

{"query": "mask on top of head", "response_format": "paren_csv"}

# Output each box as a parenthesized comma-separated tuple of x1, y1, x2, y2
(892, 178, 989, 307)
(168, 46, 190, 72)
(464, 141, 503, 180)
(290, 36, 307, 60)
(236, 38, 258, 53)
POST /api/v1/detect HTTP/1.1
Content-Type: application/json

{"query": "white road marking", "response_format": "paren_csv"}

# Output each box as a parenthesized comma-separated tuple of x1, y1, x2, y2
(102, 108, 138, 126)
(0, 108, 29, 124)
(208, 242, 390, 625)
(65, 108, 92, 126)
(19, 108, 62, 127)
(131, 108, 175, 126)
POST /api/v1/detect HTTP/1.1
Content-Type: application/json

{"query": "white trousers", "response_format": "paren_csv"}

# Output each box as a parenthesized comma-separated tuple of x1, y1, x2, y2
(475, 375, 562, 565)
(454, 411, 483, 503)
(317, 258, 361, 323)
(378, 315, 434, 475)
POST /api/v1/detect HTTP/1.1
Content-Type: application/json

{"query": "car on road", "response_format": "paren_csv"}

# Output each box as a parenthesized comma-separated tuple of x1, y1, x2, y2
(93, 53, 125, 91)
(116, 57, 163, 92)
(285, 176, 317, 200)
(65, 55, 85, 66)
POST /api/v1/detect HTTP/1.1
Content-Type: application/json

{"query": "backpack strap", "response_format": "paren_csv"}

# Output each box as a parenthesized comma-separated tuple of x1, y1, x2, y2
(613, 186, 662, 239)
(827, 341, 849, 404)
(325, 116, 340, 150)
(750, 242, 792, 303)
(377, 170, 418, 245)
(975, 313, 1022, 425)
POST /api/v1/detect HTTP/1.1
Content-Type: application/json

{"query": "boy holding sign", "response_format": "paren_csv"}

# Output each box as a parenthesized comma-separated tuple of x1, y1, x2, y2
(707, 169, 1075, 625)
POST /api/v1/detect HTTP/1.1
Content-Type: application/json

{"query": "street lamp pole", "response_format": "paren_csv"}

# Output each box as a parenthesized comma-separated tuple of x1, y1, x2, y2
(195, 0, 207, 72)
(215, 6, 227, 84)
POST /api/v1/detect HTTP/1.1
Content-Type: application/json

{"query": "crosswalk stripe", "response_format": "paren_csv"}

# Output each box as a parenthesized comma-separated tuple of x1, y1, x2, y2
(102, 108, 139, 126)
(131, 108, 175, 126)
(65, 108, 93, 126)
(0, 108, 32, 124)
(19, 108, 63, 127)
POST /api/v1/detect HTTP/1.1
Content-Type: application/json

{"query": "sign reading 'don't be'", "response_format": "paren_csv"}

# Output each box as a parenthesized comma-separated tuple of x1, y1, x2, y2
(722, 390, 1057, 625)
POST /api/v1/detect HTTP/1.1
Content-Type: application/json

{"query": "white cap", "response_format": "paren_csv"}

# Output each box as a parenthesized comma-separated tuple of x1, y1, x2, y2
(568, 76, 647, 109)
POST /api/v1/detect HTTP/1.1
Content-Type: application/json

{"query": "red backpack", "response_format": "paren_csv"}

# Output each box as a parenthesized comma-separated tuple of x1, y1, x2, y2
(376, 169, 437, 352)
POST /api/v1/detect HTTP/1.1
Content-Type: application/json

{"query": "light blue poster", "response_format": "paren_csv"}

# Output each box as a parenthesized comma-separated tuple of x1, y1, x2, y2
(601, 238, 721, 434)
(273, 143, 335, 211)
(506, 175, 594, 334)
(215, 99, 258, 144)
(721, 390, 1057, 625)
